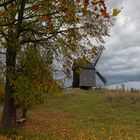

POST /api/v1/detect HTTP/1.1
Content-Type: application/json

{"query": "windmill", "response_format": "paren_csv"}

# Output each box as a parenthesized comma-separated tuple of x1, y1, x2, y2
(72, 46, 107, 89)
(92, 46, 107, 86)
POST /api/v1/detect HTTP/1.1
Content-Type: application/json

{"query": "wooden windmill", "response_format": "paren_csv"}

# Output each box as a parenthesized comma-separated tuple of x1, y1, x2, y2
(72, 47, 107, 89)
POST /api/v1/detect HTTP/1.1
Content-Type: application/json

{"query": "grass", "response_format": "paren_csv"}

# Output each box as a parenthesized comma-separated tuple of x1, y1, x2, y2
(105, 90, 140, 103)
(0, 88, 140, 140)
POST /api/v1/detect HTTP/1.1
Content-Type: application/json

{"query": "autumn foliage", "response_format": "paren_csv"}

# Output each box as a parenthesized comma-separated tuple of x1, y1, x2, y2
(0, 0, 114, 131)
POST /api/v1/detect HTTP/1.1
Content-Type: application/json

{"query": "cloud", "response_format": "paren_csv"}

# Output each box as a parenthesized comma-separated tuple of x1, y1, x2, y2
(97, 0, 140, 85)
(105, 0, 123, 10)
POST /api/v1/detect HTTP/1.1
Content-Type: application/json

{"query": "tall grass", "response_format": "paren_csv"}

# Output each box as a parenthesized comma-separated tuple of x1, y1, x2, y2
(105, 90, 140, 103)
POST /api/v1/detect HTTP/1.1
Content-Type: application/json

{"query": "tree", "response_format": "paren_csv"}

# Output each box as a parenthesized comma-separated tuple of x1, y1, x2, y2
(14, 46, 56, 118)
(0, 62, 5, 83)
(121, 83, 125, 91)
(0, 0, 114, 131)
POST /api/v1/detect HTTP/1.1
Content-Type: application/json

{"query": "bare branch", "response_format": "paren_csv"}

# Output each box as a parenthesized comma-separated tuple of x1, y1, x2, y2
(17, 0, 26, 37)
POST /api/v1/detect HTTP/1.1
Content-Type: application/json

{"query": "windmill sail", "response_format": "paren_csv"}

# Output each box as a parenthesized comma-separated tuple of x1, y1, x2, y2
(93, 46, 104, 67)
(95, 71, 107, 85)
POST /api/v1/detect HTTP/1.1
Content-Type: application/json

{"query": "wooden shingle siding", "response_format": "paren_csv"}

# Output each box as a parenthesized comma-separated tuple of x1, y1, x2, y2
(80, 69, 96, 87)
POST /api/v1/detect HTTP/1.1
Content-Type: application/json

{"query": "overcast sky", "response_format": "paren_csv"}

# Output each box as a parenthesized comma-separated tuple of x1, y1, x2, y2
(97, 0, 140, 85)
(1, 1, 140, 87)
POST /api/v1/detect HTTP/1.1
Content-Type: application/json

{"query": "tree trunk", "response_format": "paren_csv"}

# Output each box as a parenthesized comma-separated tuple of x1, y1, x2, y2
(22, 103, 27, 118)
(1, 46, 17, 132)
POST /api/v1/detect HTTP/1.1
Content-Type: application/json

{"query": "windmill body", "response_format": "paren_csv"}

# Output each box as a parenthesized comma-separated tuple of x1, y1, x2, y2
(72, 47, 106, 89)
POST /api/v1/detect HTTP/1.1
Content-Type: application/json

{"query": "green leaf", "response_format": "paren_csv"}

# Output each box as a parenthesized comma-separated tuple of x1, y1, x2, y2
(113, 8, 120, 16)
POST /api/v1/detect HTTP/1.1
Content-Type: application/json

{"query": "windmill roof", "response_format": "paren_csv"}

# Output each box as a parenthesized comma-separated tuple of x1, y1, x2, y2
(74, 59, 95, 70)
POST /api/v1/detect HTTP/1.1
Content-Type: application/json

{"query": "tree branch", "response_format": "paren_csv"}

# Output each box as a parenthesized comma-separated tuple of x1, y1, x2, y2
(0, 20, 17, 27)
(17, 0, 26, 37)
(0, 0, 15, 8)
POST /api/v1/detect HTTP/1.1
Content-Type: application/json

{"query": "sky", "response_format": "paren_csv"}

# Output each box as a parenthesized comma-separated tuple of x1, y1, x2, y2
(97, 0, 140, 85)
(1, 0, 140, 87)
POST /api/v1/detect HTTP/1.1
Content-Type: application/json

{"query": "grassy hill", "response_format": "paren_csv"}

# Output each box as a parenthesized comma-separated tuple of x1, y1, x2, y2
(0, 88, 140, 140)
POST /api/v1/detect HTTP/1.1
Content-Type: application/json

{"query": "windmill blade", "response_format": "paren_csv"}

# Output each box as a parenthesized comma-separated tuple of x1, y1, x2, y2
(95, 71, 107, 85)
(93, 46, 104, 67)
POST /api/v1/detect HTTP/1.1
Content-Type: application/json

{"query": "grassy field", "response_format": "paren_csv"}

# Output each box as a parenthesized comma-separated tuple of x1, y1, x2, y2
(0, 88, 140, 140)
